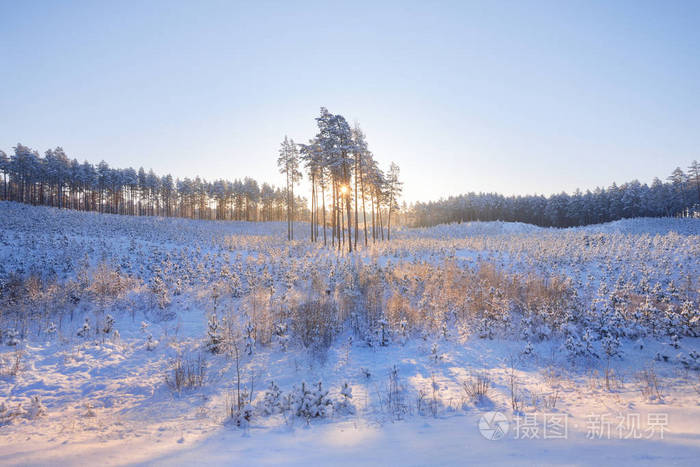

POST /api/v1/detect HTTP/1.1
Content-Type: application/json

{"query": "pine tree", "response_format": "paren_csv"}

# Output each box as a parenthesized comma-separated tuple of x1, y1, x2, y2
(277, 136, 301, 240)
(688, 160, 700, 205)
(385, 162, 403, 241)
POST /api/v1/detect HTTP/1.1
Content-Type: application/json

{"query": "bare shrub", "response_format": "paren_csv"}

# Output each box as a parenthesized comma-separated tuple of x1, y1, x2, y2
(166, 351, 206, 393)
(507, 357, 523, 413)
(429, 376, 442, 417)
(0, 402, 24, 425)
(542, 388, 560, 409)
(290, 297, 336, 351)
(225, 338, 254, 428)
(0, 349, 23, 378)
(384, 261, 578, 340)
(386, 290, 418, 334)
(355, 266, 385, 335)
(636, 364, 663, 401)
(462, 372, 491, 403)
(88, 262, 138, 309)
(242, 286, 274, 346)
(604, 365, 622, 392)
(384, 365, 408, 421)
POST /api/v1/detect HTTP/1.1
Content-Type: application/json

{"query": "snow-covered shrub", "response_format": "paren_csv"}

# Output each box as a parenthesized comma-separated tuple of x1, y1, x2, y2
(678, 351, 700, 370)
(145, 333, 158, 351)
(669, 333, 681, 349)
(398, 319, 408, 344)
(77, 318, 91, 338)
(229, 388, 253, 428)
(679, 300, 699, 337)
(476, 317, 493, 339)
(84, 402, 97, 418)
(262, 381, 283, 415)
(206, 314, 224, 354)
(602, 333, 622, 359)
(102, 314, 115, 335)
(273, 322, 289, 351)
(373, 317, 390, 347)
(429, 342, 442, 362)
(88, 262, 134, 311)
(244, 321, 255, 356)
(229, 272, 242, 298)
(149, 270, 170, 310)
(5, 328, 20, 346)
(0, 402, 24, 425)
(565, 327, 598, 360)
(334, 382, 355, 415)
(26, 395, 46, 419)
(0, 349, 23, 377)
(288, 381, 333, 421)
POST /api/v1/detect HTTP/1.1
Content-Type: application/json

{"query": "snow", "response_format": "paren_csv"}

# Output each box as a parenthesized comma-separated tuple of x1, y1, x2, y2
(1, 201, 699, 465)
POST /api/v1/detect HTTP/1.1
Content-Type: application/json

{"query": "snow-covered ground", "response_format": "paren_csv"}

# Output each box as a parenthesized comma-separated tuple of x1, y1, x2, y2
(1, 202, 699, 466)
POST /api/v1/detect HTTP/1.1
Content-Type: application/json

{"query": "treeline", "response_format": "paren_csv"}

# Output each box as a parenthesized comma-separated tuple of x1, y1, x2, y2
(277, 108, 402, 251)
(0, 144, 309, 222)
(408, 164, 700, 228)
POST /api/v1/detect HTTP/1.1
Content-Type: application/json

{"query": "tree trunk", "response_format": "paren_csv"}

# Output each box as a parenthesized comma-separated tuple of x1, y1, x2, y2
(321, 182, 327, 246)
(354, 156, 359, 250)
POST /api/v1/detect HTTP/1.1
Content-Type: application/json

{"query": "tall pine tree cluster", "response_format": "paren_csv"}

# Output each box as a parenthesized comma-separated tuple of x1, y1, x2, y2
(279, 107, 402, 250)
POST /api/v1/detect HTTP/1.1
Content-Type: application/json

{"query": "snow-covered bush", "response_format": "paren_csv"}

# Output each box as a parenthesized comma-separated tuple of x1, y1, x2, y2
(149, 270, 170, 310)
(229, 388, 254, 428)
(145, 333, 158, 351)
(206, 314, 224, 354)
(602, 333, 622, 359)
(334, 382, 355, 415)
(0, 349, 22, 377)
(77, 318, 91, 339)
(26, 395, 46, 419)
(0, 402, 24, 425)
(288, 381, 333, 421)
(244, 321, 255, 356)
(564, 328, 598, 360)
(262, 381, 283, 415)
(102, 314, 115, 335)
(5, 328, 20, 346)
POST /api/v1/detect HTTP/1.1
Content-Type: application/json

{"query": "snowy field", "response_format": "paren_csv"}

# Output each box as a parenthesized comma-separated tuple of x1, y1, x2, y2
(1, 201, 699, 466)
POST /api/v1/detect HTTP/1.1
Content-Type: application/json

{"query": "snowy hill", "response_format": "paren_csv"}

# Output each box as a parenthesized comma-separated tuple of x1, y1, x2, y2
(398, 220, 543, 239)
(0, 203, 699, 466)
(578, 217, 700, 236)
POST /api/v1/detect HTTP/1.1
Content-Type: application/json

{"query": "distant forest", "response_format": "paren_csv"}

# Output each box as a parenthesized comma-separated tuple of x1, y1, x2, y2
(1, 143, 698, 229)
(408, 163, 700, 228)
(0, 144, 309, 222)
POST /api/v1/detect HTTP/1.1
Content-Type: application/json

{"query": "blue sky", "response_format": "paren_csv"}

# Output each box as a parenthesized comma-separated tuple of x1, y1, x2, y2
(1, 0, 698, 202)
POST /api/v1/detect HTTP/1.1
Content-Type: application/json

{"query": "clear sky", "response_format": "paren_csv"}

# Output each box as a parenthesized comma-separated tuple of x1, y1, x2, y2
(1, 0, 698, 203)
